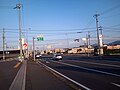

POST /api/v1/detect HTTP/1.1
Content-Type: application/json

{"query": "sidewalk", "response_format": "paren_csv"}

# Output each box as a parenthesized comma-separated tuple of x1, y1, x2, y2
(26, 60, 72, 90)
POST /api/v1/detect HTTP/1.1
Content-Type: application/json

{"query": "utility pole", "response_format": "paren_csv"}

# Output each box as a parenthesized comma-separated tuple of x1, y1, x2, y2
(26, 28, 28, 59)
(86, 34, 89, 56)
(2, 28, 5, 60)
(14, 1, 23, 62)
(99, 26, 102, 35)
(66, 33, 69, 54)
(66, 33, 69, 48)
(5, 43, 7, 54)
(88, 31, 90, 49)
(99, 26, 103, 55)
(87, 31, 90, 56)
(82, 38, 87, 55)
(33, 37, 35, 61)
(94, 13, 100, 55)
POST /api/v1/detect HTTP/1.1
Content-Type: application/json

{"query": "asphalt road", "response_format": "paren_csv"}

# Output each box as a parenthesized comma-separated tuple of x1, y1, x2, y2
(26, 60, 72, 90)
(0, 58, 73, 90)
(40, 55, 120, 90)
(0, 55, 120, 90)
(0, 59, 21, 90)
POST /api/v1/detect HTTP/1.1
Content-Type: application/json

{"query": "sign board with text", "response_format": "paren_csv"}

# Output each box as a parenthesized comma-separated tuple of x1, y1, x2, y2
(37, 34, 44, 41)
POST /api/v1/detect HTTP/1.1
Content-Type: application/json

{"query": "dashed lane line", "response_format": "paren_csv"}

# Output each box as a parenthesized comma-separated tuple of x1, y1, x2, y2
(67, 60, 120, 68)
(0, 58, 18, 62)
(53, 61, 120, 77)
(112, 83, 120, 88)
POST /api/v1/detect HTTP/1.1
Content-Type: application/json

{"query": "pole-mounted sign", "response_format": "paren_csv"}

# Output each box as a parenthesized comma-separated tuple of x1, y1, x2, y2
(23, 43, 28, 49)
(37, 34, 44, 41)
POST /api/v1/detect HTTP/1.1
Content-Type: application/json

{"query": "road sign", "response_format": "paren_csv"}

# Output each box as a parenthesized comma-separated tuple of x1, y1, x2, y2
(23, 43, 28, 49)
(82, 38, 86, 41)
(37, 34, 44, 41)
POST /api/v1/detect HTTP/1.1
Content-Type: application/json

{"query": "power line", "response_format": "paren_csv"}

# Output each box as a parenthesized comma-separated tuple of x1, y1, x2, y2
(5, 28, 120, 35)
(104, 24, 120, 28)
(0, 27, 96, 31)
(103, 27, 120, 30)
(1, 29, 98, 35)
(0, 6, 14, 9)
(101, 12, 120, 21)
(111, 24, 120, 27)
(101, 4, 120, 15)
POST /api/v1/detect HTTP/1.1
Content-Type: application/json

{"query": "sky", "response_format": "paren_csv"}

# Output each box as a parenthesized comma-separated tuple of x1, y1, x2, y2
(0, 0, 120, 50)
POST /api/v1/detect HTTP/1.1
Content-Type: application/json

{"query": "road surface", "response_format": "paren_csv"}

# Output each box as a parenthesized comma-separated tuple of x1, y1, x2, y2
(0, 55, 120, 90)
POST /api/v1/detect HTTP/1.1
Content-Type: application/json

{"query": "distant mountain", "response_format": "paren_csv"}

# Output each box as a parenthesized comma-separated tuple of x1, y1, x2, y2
(91, 40, 120, 47)
(92, 43, 98, 47)
(108, 40, 120, 45)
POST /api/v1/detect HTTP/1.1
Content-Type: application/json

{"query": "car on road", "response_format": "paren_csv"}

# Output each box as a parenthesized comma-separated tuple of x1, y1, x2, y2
(35, 54, 42, 59)
(52, 54, 62, 60)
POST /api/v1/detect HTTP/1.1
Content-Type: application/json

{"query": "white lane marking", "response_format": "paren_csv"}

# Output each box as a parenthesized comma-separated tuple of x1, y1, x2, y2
(0, 58, 18, 62)
(22, 61, 26, 90)
(46, 61, 50, 63)
(0, 59, 12, 62)
(112, 83, 120, 88)
(9, 60, 26, 90)
(38, 61, 91, 90)
(68, 60, 120, 68)
(54, 61, 120, 77)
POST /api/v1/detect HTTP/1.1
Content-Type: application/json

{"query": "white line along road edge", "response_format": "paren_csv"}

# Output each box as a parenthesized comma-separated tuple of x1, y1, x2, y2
(38, 61, 92, 90)
(9, 60, 27, 90)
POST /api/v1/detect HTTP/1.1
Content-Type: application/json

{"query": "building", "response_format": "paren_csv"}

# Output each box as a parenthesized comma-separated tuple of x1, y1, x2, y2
(68, 46, 94, 54)
(107, 45, 120, 50)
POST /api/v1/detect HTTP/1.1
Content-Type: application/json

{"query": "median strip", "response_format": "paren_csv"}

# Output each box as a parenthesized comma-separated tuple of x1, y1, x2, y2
(14, 62, 21, 68)
(9, 60, 26, 90)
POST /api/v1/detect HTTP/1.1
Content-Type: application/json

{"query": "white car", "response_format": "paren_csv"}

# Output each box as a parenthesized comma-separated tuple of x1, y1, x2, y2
(52, 54, 62, 60)
(35, 54, 42, 59)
